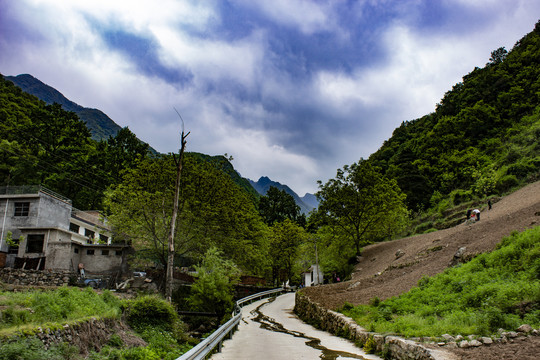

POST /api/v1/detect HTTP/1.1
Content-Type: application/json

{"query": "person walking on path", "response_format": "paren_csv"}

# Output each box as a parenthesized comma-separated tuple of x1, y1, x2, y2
(488, 199, 492, 210)
(472, 208, 480, 221)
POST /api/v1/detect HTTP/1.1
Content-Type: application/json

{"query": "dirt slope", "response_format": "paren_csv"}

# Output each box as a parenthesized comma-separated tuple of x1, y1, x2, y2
(302, 180, 540, 359)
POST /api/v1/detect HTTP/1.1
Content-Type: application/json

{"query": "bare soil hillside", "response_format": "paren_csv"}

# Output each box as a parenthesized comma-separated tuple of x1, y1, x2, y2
(302, 180, 540, 360)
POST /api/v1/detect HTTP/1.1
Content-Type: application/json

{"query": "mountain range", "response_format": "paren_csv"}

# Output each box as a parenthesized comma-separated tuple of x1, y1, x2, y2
(6, 73, 317, 212)
(249, 176, 318, 214)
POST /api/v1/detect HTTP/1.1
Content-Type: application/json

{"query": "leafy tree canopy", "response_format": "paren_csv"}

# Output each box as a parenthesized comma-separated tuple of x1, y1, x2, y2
(258, 186, 303, 226)
(104, 153, 270, 275)
(188, 247, 240, 319)
(315, 160, 409, 256)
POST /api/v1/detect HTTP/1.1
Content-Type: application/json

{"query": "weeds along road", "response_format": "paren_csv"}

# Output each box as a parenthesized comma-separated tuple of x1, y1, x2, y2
(210, 292, 381, 360)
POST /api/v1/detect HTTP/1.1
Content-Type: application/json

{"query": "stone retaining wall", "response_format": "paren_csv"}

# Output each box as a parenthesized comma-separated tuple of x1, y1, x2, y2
(294, 291, 454, 360)
(0, 268, 72, 287)
(6, 317, 143, 356)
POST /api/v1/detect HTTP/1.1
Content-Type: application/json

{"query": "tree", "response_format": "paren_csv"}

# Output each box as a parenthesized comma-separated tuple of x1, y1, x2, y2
(269, 219, 306, 286)
(105, 127, 150, 184)
(258, 186, 301, 225)
(166, 128, 189, 302)
(104, 154, 270, 276)
(315, 160, 408, 256)
(488, 47, 507, 65)
(188, 247, 240, 319)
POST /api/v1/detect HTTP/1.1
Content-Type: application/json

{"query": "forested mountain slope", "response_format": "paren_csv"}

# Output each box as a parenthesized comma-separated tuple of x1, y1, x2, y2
(369, 21, 540, 212)
(6, 74, 122, 141)
(0, 75, 257, 212)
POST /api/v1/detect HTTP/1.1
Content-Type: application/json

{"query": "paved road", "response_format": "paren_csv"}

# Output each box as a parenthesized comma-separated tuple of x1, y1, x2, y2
(211, 292, 382, 360)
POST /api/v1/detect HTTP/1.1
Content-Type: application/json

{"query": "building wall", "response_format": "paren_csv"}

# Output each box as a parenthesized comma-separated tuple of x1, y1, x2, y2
(36, 194, 71, 230)
(0, 192, 71, 252)
(44, 230, 76, 271)
(79, 246, 125, 274)
(0, 195, 40, 251)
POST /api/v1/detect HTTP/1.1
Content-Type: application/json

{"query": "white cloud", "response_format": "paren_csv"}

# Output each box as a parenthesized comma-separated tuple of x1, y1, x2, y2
(3, 0, 540, 196)
(233, 0, 338, 35)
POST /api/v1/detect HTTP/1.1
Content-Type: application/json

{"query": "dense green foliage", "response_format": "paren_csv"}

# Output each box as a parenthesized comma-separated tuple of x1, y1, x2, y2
(269, 219, 308, 286)
(369, 21, 540, 212)
(189, 152, 260, 201)
(310, 160, 409, 277)
(188, 247, 241, 319)
(0, 287, 121, 334)
(0, 288, 192, 360)
(0, 337, 78, 360)
(104, 154, 270, 274)
(258, 186, 303, 226)
(6, 74, 122, 142)
(0, 74, 150, 209)
(341, 226, 540, 337)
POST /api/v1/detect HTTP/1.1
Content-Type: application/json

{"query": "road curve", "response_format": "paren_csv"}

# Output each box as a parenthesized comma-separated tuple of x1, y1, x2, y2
(210, 292, 381, 360)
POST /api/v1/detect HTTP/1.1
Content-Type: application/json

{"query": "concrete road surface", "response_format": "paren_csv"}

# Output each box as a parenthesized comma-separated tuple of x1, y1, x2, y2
(211, 292, 381, 360)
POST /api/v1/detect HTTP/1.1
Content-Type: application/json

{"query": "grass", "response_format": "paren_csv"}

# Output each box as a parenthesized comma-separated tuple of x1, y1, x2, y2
(0, 288, 194, 359)
(340, 226, 540, 337)
(0, 287, 121, 335)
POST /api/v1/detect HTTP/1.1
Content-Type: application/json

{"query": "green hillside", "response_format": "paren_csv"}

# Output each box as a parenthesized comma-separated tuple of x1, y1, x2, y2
(369, 20, 540, 213)
(5, 74, 122, 141)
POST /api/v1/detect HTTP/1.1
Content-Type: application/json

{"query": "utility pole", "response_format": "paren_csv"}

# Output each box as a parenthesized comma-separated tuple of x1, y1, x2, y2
(314, 236, 319, 285)
(165, 109, 190, 302)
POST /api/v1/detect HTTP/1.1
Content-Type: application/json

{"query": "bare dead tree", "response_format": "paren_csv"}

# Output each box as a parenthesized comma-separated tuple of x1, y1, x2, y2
(166, 109, 190, 302)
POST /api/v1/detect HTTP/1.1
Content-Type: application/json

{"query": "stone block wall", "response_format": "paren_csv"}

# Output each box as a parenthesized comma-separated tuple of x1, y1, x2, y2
(0, 268, 72, 287)
(294, 291, 454, 360)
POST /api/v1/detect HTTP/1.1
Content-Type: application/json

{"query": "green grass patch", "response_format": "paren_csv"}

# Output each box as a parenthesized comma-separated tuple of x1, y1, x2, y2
(0, 288, 194, 359)
(340, 226, 540, 337)
(0, 287, 121, 335)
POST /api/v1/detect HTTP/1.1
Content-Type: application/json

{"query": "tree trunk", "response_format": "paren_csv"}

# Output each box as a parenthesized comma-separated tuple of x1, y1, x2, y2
(165, 130, 189, 302)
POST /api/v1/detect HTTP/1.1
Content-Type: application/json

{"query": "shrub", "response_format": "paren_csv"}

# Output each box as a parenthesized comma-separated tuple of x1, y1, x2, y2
(495, 174, 519, 194)
(124, 296, 180, 332)
(450, 189, 473, 205)
(0, 337, 78, 360)
(363, 336, 376, 354)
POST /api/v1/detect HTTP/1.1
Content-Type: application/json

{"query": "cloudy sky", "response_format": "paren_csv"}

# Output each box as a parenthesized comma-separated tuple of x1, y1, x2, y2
(1, 1, 538, 195)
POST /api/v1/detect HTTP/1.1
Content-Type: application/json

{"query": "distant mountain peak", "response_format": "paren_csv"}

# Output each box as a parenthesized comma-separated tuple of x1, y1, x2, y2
(249, 176, 318, 214)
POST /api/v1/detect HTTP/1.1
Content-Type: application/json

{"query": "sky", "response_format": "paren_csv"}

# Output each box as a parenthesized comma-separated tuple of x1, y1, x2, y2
(1, 1, 539, 196)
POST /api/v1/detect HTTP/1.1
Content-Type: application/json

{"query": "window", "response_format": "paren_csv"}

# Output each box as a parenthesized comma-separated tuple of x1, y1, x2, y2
(26, 234, 44, 253)
(85, 229, 95, 238)
(14, 202, 30, 216)
(74, 248, 79, 254)
(101, 250, 109, 256)
(115, 250, 122, 256)
(86, 249, 95, 255)
(69, 223, 80, 233)
(99, 234, 109, 243)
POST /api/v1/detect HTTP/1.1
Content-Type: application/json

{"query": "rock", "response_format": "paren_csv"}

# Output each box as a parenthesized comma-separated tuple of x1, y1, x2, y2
(395, 249, 405, 259)
(507, 331, 519, 338)
(441, 334, 455, 342)
(455, 335, 464, 342)
(517, 324, 533, 333)
(469, 340, 482, 347)
(458, 340, 470, 348)
(481, 337, 493, 345)
(449, 247, 467, 266)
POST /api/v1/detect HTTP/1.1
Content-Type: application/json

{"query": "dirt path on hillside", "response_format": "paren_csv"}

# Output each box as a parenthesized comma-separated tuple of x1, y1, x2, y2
(302, 180, 540, 360)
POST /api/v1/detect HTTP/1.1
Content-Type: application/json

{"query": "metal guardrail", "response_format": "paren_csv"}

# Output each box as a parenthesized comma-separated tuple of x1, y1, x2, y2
(177, 288, 285, 360)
